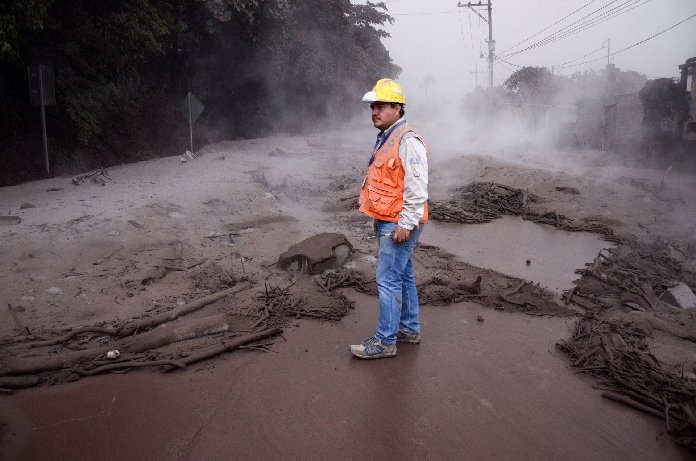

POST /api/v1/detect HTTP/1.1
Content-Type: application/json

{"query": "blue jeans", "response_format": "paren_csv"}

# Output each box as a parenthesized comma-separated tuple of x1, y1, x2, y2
(374, 220, 425, 345)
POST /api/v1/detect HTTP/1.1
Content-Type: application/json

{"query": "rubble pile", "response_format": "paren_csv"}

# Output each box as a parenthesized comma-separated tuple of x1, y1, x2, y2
(257, 281, 353, 324)
(430, 182, 535, 224)
(430, 182, 615, 236)
(567, 240, 695, 313)
(314, 268, 377, 295)
(558, 314, 696, 448)
(558, 239, 696, 448)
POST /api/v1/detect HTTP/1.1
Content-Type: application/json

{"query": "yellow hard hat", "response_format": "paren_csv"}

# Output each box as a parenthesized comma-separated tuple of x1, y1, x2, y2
(362, 78, 406, 104)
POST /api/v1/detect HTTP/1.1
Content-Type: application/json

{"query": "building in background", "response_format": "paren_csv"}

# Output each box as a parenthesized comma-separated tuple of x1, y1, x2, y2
(680, 57, 696, 142)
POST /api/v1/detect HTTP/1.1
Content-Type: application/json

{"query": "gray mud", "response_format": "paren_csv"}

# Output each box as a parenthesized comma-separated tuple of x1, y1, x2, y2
(1, 134, 696, 458)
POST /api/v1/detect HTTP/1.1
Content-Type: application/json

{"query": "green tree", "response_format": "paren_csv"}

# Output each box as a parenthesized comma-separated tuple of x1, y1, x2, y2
(1, 0, 173, 144)
(0, 0, 399, 182)
(186, 0, 399, 134)
(639, 78, 689, 138)
(570, 67, 647, 99)
(0, 0, 52, 61)
(503, 66, 557, 104)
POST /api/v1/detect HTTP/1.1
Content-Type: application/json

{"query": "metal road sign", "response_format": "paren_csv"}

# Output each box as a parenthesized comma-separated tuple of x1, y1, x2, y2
(28, 64, 56, 106)
(181, 92, 204, 123)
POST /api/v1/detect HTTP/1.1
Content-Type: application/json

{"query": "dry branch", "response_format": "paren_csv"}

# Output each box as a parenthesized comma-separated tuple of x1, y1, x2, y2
(118, 281, 252, 336)
(79, 359, 186, 376)
(649, 318, 696, 343)
(0, 314, 229, 376)
(250, 305, 270, 331)
(602, 391, 664, 418)
(28, 326, 117, 349)
(559, 314, 696, 448)
(173, 327, 283, 368)
(117, 314, 228, 351)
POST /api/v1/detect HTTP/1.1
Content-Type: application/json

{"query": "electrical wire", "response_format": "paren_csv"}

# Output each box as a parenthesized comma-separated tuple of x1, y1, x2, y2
(503, 0, 627, 56)
(468, 11, 478, 72)
(496, 59, 514, 75)
(554, 11, 696, 69)
(495, 56, 525, 69)
(457, 10, 468, 56)
(514, 0, 641, 49)
(557, 44, 607, 67)
(503, 1, 631, 57)
(478, 11, 483, 58)
(390, 11, 457, 16)
(500, 0, 601, 54)
(504, 0, 652, 58)
(499, 12, 696, 71)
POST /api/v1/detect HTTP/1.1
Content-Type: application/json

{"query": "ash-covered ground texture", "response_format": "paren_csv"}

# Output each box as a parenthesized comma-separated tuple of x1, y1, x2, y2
(1, 131, 696, 458)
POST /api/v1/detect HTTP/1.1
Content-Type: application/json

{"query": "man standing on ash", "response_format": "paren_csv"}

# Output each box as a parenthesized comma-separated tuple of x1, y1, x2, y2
(350, 79, 429, 360)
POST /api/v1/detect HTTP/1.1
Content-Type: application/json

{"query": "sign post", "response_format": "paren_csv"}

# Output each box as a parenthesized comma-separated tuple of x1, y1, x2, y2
(180, 92, 204, 153)
(188, 92, 193, 153)
(28, 64, 56, 175)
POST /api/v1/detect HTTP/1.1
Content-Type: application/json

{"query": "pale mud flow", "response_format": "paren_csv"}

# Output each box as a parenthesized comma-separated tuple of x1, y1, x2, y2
(423, 217, 612, 294)
(1, 126, 696, 460)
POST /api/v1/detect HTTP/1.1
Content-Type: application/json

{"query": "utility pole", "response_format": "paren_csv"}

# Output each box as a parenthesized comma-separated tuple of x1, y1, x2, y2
(606, 38, 610, 65)
(458, 1, 494, 89)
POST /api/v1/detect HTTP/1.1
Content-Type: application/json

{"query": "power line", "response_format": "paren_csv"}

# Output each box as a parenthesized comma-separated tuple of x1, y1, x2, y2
(555, 11, 696, 69)
(504, 0, 652, 58)
(498, 44, 608, 72)
(557, 44, 607, 66)
(466, 10, 483, 87)
(509, 0, 641, 52)
(500, 0, 601, 54)
(503, 0, 623, 55)
(503, 0, 628, 56)
(502, 0, 642, 58)
(457, 10, 468, 56)
(457, 1, 495, 89)
(468, 10, 477, 70)
(390, 11, 457, 16)
(499, 12, 696, 71)
(495, 59, 515, 75)
(495, 56, 524, 68)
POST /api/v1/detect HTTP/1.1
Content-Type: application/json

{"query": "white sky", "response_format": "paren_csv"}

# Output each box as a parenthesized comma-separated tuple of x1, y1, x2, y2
(371, 0, 696, 102)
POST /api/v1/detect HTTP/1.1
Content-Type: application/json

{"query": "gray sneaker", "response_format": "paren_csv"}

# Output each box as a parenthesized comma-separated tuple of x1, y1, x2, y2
(396, 329, 421, 344)
(349, 337, 397, 359)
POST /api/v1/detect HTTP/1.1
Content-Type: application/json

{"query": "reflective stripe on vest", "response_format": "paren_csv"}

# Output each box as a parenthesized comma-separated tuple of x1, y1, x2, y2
(358, 122, 429, 224)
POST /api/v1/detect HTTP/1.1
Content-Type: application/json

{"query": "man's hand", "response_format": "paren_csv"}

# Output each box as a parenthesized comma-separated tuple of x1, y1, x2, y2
(392, 225, 410, 243)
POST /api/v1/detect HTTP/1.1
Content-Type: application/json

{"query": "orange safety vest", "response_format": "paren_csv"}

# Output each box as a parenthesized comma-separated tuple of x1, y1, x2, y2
(359, 122, 428, 223)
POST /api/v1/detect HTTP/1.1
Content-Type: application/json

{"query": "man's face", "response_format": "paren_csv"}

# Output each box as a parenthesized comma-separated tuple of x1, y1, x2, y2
(370, 102, 401, 131)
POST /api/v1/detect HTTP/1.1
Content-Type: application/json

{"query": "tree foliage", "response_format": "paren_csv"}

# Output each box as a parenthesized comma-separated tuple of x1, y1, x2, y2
(501, 65, 649, 106)
(639, 78, 689, 137)
(503, 66, 556, 104)
(163, 0, 400, 137)
(0, 0, 52, 60)
(571, 67, 647, 99)
(0, 0, 398, 169)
